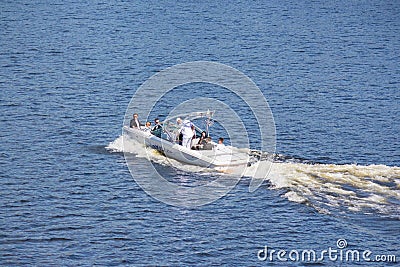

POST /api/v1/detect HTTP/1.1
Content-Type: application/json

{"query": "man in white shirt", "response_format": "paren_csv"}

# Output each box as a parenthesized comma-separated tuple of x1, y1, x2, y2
(179, 119, 194, 149)
(216, 137, 225, 150)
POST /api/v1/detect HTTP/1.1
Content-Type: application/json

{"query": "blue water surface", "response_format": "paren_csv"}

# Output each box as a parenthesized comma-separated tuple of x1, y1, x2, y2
(1, 0, 399, 266)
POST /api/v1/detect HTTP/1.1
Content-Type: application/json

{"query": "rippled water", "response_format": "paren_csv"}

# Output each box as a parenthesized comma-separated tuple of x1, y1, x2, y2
(1, 0, 399, 266)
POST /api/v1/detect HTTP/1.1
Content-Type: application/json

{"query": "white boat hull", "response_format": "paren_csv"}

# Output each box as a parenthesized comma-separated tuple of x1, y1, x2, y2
(123, 126, 249, 169)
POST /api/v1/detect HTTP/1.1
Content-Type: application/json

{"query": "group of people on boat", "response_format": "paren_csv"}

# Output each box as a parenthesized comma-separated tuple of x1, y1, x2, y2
(130, 113, 224, 150)
(130, 113, 162, 137)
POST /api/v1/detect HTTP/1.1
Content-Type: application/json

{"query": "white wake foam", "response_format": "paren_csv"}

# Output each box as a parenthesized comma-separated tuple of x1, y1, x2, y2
(257, 162, 400, 217)
(107, 135, 400, 217)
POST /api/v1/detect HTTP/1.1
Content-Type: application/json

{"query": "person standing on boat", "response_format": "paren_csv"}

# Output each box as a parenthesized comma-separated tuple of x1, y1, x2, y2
(130, 113, 143, 129)
(180, 119, 194, 149)
(176, 118, 183, 145)
(151, 118, 162, 138)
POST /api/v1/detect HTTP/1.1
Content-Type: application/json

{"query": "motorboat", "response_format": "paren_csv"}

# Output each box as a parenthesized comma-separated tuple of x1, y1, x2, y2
(122, 111, 252, 169)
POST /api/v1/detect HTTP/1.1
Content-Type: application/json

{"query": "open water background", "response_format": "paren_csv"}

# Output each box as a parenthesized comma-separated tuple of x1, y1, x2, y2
(1, 0, 399, 266)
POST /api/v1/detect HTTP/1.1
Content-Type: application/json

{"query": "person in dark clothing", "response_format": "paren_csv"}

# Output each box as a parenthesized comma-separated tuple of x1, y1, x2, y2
(202, 137, 213, 150)
(130, 113, 143, 129)
(151, 118, 162, 138)
(195, 131, 211, 150)
(176, 118, 183, 145)
(198, 131, 207, 146)
(177, 132, 183, 145)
